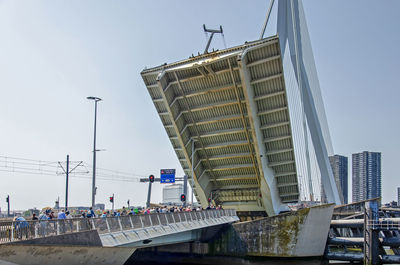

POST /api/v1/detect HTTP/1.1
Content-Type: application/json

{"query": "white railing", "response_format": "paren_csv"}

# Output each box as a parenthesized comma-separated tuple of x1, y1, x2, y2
(366, 220, 400, 230)
(0, 209, 236, 243)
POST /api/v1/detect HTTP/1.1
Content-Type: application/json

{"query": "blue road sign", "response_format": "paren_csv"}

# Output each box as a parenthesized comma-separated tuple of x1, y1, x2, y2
(160, 169, 175, 184)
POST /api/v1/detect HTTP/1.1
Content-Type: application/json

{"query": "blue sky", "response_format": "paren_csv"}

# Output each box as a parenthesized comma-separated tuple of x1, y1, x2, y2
(0, 0, 399, 210)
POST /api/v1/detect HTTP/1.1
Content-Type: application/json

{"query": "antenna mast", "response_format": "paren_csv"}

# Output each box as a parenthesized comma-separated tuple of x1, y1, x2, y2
(203, 24, 223, 54)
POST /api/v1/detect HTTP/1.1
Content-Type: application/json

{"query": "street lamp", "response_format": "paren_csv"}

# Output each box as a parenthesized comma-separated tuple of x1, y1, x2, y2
(87, 96, 102, 208)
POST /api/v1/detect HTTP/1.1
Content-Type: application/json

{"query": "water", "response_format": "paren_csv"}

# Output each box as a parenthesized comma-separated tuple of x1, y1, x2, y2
(125, 255, 333, 265)
(128, 260, 326, 265)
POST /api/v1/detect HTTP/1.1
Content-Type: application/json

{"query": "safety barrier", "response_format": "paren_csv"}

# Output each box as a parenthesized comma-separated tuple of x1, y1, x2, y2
(0, 209, 236, 243)
(366, 220, 400, 230)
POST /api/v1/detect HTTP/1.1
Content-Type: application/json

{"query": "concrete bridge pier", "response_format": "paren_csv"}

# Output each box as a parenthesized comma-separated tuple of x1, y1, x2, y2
(127, 205, 335, 264)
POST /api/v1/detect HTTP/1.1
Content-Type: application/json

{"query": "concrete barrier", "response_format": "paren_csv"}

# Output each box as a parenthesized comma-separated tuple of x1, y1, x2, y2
(0, 244, 135, 265)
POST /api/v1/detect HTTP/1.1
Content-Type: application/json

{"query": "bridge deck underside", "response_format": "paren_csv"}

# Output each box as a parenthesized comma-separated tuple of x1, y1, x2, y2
(141, 36, 299, 212)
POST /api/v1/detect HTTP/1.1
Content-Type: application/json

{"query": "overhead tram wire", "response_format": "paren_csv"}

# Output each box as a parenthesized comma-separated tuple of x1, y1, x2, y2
(0, 155, 144, 184)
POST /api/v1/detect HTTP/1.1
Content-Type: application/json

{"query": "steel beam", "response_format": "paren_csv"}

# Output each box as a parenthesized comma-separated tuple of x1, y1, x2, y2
(250, 73, 283, 85)
(197, 140, 249, 150)
(266, 148, 294, 156)
(246, 54, 281, 68)
(179, 99, 245, 114)
(257, 106, 287, 116)
(268, 160, 295, 167)
(260, 121, 290, 130)
(156, 71, 208, 206)
(201, 152, 252, 161)
(254, 90, 285, 101)
(185, 113, 246, 126)
(173, 71, 218, 187)
(205, 164, 254, 171)
(191, 127, 250, 138)
(275, 171, 297, 177)
(264, 135, 291, 143)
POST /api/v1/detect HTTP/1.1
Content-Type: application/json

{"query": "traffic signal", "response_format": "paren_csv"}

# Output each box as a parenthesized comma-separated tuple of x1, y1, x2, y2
(149, 174, 155, 183)
(6, 195, 9, 203)
(109, 196, 114, 203)
(180, 194, 186, 202)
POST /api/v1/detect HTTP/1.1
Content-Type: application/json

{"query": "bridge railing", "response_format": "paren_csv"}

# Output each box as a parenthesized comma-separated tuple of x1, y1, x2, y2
(95, 208, 236, 234)
(0, 209, 236, 243)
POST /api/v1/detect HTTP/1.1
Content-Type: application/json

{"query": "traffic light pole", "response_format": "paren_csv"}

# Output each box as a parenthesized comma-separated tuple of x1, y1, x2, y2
(6, 195, 10, 217)
(146, 182, 152, 208)
(183, 175, 188, 207)
(140, 175, 188, 208)
(112, 193, 115, 213)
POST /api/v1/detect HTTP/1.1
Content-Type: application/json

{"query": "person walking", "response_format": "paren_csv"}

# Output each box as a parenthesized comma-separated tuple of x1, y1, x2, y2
(31, 214, 38, 221)
(86, 207, 95, 218)
(38, 211, 49, 237)
(30, 213, 38, 237)
(57, 210, 66, 233)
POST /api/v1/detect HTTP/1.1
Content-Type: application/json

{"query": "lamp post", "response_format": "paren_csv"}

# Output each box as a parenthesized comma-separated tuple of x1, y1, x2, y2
(87, 96, 102, 208)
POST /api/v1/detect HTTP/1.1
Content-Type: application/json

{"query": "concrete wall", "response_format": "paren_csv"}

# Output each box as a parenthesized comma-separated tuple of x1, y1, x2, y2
(150, 204, 334, 258)
(7, 230, 102, 247)
(208, 204, 334, 257)
(0, 245, 135, 265)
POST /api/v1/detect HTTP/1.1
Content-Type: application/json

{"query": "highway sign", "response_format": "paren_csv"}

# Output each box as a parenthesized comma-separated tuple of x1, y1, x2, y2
(160, 169, 175, 184)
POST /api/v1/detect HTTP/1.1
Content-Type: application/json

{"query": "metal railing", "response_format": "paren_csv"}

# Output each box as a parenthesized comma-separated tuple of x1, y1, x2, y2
(0, 209, 236, 243)
(366, 220, 400, 230)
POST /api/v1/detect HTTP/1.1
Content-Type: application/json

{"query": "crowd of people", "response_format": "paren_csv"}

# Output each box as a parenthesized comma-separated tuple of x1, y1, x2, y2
(3, 204, 224, 241)
(9, 204, 224, 223)
(83, 204, 223, 219)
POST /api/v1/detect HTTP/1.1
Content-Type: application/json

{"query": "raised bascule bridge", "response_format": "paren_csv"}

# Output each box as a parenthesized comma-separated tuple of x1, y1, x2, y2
(140, 0, 341, 216)
(141, 37, 299, 217)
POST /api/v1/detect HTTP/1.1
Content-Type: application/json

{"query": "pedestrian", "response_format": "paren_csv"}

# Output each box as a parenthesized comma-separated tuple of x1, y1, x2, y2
(57, 210, 66, 233)
(87, 207, 95, 218)
(38, 211, 49, 236)
(30, 214, 38, 236)
(49, 211, 55, 219)
(57, 210, 66, 219)
(65, 211, 73, 232)
(14, 216, 29, 239)
(65, 211, 72, 219)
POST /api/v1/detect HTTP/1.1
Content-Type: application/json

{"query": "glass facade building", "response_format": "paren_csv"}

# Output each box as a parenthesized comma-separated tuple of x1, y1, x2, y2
(329, 155, 348, 204)
(352, 151, 381, 202)
(397, 187, 400, 206)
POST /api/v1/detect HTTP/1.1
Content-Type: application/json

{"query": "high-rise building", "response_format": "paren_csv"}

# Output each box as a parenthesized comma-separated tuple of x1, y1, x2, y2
(352, 152, 381, 203)
(397, 187, 400, 206)
(329, 155, 348, 204)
